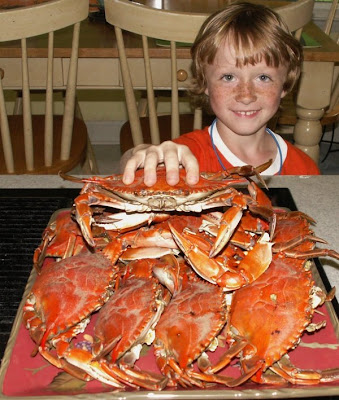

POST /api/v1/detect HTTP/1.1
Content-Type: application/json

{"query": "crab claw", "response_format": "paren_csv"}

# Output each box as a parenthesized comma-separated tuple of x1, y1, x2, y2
(217, 233, 273, 289)
(169, 222, 273, 290)
(73, 194, 95, 246)
(209, 205, 243, 258)
(63, 347, 126, 388)
(152, 254, 181, 295)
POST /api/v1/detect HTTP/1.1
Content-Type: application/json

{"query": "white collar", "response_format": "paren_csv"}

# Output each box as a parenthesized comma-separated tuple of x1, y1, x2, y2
(209, 123, 287, 175)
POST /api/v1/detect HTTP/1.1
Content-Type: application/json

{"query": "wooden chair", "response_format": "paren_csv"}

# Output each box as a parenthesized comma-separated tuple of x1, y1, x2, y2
(277, 0, 339, 162)
(104, 0, 314, 154)
(0, 0, 98, 174)
(104, 0, 212, 154)
(324, 0, 339, 42)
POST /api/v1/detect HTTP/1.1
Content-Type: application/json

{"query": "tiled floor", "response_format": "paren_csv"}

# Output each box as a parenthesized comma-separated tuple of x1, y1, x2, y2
(82, 136, 339, 176)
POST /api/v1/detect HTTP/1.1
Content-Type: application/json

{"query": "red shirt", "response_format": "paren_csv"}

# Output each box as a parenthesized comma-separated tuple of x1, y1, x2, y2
(173, 126, 320, 175)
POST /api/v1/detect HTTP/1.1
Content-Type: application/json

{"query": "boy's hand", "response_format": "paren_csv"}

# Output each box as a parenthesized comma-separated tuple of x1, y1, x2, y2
(120, 141, 199, 186)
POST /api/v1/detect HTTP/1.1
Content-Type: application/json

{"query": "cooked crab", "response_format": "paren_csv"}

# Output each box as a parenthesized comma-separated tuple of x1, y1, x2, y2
(61, 161, 272, 247)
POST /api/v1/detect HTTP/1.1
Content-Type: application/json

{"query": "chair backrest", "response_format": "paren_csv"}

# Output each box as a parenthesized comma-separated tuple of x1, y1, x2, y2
(104, 0, 208, 148)
(276, 0, 315, 40)
(104, 0, 314, 148)
(324, 0, 339, 110)
(324, 0, 339, 37)
(0, 0, 88, 173)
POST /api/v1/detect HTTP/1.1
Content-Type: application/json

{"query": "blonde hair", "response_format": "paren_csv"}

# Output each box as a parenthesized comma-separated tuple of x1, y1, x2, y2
(190, 2, 303, 107)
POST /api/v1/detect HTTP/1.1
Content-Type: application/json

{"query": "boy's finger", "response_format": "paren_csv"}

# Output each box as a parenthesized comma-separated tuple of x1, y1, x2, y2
(122, 151, 146, 184)
(165, 168, 180, 186)
(122, 162, 137, 185)
(143, 150, 162, 186)
(185, 167, 200, 185)
(163, 148, 181, 186)
(180, 149, 200, 185)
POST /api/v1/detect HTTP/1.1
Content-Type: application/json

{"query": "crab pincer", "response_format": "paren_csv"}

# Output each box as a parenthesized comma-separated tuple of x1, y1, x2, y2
(169, 220, 273, 291)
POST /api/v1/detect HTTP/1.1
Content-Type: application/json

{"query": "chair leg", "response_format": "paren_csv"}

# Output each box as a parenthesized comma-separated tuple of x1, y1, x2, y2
(82, 138, 100, 174)
(74, 96, 99, 174)
(13, 91, 23, 115)
(321, 124, 335, 163)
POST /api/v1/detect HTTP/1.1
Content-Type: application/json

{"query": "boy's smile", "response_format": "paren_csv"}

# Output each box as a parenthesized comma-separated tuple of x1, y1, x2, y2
(204, 39, 288, 139)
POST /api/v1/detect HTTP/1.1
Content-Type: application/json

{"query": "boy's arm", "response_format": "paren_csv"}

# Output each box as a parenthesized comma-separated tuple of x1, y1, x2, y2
(120, 141, 200, 186)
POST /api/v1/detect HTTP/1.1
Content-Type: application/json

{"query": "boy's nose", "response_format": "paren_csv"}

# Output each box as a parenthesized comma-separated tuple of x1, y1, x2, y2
(235, 83, 257, 104)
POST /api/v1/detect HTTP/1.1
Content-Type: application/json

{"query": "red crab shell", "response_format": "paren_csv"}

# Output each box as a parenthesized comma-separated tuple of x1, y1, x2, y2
(229, 255, 314, 373)
(71, 166, 267, 247)
(93, 258, 170, 363)
(59, 257, 175, 390)
(33, 209, 89, 271)
(206, 212, 339, 386)
(23, 252, 117, 351)
(73, 168, 252, 220)
(154, 261, 228, 387)
(79, 167, 249, 198)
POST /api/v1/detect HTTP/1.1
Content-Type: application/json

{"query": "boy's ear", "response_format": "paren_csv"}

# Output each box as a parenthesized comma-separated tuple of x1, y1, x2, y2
(204, 87, 209, 96)
(280, 90, 288, 99)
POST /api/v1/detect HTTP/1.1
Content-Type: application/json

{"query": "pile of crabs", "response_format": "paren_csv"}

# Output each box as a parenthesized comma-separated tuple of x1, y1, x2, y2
(23, 162, 339, 391)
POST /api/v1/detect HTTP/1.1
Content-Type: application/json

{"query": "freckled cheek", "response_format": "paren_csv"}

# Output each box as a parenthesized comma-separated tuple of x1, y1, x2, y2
(207, 85, 283, 108)
(252, 85, 284, 108)
(207, 87, 233, 107)
(264, 87, 285, 107)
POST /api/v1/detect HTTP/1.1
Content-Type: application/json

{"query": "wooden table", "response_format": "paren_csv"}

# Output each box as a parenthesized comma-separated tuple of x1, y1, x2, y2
(1, 2, 339, 163)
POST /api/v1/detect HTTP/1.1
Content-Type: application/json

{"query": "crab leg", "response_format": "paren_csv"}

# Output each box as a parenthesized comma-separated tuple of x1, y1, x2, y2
(63, 339, 169, 390)
(266, 354, 323, 385)
(95, 211, 170, 233)
(228, 159, 272, 188)
(198, 336, 248, 374)
(283, 248, 339, 260)
(205, 159, 272, 189)
(74, 189, 155, 247)
(119, 246, 180, 262)
(74, 192, 128, 247)
(273, 235, 327, 253)
(100, 361, 169, 390)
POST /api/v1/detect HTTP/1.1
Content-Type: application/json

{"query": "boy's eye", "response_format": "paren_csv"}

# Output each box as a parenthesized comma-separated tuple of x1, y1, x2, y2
(222, 74, 234, 82)
(258, 74, 271, 82)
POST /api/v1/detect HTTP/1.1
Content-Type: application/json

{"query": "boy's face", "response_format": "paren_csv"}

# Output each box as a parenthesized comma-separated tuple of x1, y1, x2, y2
(204, 40, 288, 137)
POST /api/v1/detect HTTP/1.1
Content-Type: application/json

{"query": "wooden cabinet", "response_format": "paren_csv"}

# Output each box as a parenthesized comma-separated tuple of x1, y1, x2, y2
(1, 57, 191, 90)
(0, 58, 63, 89)
(125, 58, 192, 89)
(63, 58, 120, 88)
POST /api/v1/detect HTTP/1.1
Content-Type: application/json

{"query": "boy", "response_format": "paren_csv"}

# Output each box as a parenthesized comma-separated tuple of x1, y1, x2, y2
(121, 2, 320, 186)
